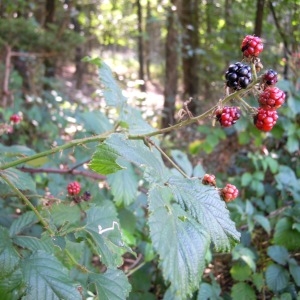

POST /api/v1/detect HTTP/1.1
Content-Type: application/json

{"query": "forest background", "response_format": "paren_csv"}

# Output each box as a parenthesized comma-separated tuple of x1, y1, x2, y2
(0, 0, 300, 299)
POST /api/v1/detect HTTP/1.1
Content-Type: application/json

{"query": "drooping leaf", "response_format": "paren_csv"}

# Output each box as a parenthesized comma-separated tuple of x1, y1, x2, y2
(267, 245, 289, 265)
(21, 250, 82, 300)
(9, 211, 38, 237)
(0, 168, 36, 192)
(105, 134, 167, 183)
(265, 264, 289, 293)
(89, 269, 131, 300)
(107, 160, 139, 206)
(148, 186, 210, 299)
(0, 227, 20, 277)
(89, 143, 125, 175)
(231, 282, 256, 300)
(171, 150, 193, 177)
(167, 177, 240, 251)
(98, 61, 127, 108)
(84, 202, 130, 268)
(76, 111, 113, 134)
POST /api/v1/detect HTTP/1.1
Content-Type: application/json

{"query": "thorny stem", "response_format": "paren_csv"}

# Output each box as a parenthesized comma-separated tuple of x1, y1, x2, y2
(145, 138, 189, 178)
(126, 261, 147, 277)
(0, 172, 55, 235)
(0, 77, 261, 171)
(235, 94, 256, 113)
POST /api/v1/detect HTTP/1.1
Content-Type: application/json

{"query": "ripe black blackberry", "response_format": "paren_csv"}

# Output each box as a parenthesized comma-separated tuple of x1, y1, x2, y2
(263, 69, 278, 86)
(225, 62, 252, 90)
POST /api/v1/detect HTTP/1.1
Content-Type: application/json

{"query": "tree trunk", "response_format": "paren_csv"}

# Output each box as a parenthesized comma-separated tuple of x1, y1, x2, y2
(137, 0, 146, 92)
(162, 0, 180, 128)
(179, 0, 200, 115)
(254, 0, 265, 37)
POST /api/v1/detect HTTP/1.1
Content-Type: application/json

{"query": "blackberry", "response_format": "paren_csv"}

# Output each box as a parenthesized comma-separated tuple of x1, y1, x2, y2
(254, 107, 278, 132)
(225, 62, 252, 90)
(262, 69, 278, 86)
(221, 184, 239, 202)
(216, 106, 241, 127)
(67, 181, 81, 195)
(10, 114, 21, 124)
(258, 87, 285, 110)
(202, 174, 216, 187)
(241, 35, 264, 58)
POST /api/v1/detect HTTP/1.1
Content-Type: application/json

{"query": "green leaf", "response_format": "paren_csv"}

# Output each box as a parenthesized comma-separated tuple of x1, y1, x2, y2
(0, 268, 25, 300)
(0, 144, 36, 162)
(267, 245, 289, 265)
(0, 227, 20, 277)
(274, 217, 300, 251)
(98, 61, 127, 108)
(76, 111, 113, 134)
(89, 269, 131, 300)
(231, 282, 256, 300)
(107, 161, 139, 206)
(287, 135, 299, 153)
(289, 258, 300, 286)
(265, 156, 279, 174)
(21, 250, 82, 300)
(9, 211, 38, 237)
(252, 273, 264, 292)
(13, 235, 55, 253)
(265, 264, 289, 293)
(253, 215, 271, 235)
(0, 168, 36, 192)
(148, 186, 210, 298)
(230, 261, 252, 281)
(84, 202, 130, 268)
(89, 143, 125, 175)
(241, 173, 252, 187)
(167, 177, 240, 251)
(105, 134, 167, 183)
(197, 282, 222, 300)
(232, 245, 256, 272)
(82, 56, 102, 67)
(171, 150, 193, 177)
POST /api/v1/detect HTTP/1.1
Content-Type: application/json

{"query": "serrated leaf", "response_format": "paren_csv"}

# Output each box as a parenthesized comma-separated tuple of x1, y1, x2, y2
(267, 245, 289, 265)
(0, 168, 36, 192)
(84, 202, 129, 268)
(99, 62, 127, 108)
(77, 111, 113, 134)
(254, 214, 271, 235)
(265, 264, 289, 292)
(289, 258, 300, 286)
(107, 161, 139, 206)
(231, 282, 256, 300)
(167, 177, 240, 251)
(89, 143, 125, 175)
(13, 235, 54, 253)
(171, 150, 193, 177)
(241, 173, 252, 187)
(148, 186, 210, 299)
(232, 245, 256, 272)
(105, 134, 167, 183)
(89, 269, 131, 300)
(21, 250, 82, 300)
(230, 262, 252, 281)
(252, 273, 264, 292)
(274, 217, 300, 251)
(197, 282, 222, 300)
(0, 268, 25, 300)
(9, 211, 38, 237)
(0, 227, 20, 277)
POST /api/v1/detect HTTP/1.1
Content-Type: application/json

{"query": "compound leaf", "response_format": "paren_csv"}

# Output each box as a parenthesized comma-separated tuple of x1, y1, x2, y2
(148, 186, 210, 299)
(89, 269, 131, 300)
(21, 250, 82, 300)
(167, 177, 240, 251)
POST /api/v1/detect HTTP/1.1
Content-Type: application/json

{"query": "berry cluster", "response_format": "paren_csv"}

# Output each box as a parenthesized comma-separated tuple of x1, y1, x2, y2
(241, 35, 264, 58)
(10, 114, 22, 124)
(202, 174, 239, 203)
(67, 181, 91, 203)
(215, 106, 241, 127)
(225, 62, 252, 90)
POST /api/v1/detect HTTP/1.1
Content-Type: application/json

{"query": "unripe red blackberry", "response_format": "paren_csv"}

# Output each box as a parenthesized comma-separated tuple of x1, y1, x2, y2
(262, 69, 278, 86)
(225, 62, 252, 90)
(254, 107, 278, 132)
(202, 174, 216, 187)
(67, 181, 81, 195)
(241, 35, 264, 58)
(10, 114, 21, 124)
(258, 87, 285, 110)
(215, 106, 241, 127)
(221, 184, 239, 202)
